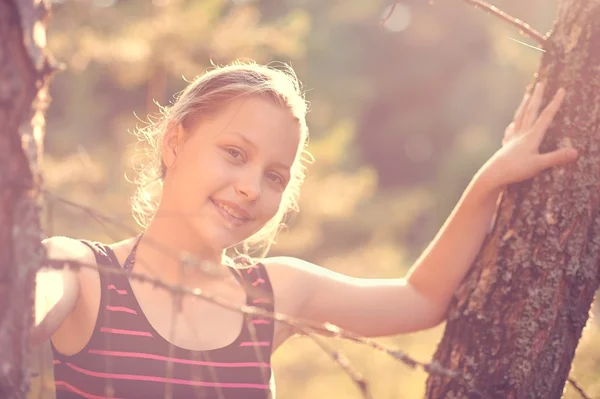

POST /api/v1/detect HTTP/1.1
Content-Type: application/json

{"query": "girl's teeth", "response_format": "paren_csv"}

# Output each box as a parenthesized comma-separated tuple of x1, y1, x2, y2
(218, 203, 244, 220)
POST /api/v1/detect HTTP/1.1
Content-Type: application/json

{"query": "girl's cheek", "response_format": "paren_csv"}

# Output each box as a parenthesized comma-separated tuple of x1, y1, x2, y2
(266, 196, 283, 219)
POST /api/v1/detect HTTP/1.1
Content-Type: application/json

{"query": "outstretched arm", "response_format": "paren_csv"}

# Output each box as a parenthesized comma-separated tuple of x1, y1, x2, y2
(265, 83, 578, 338)
(265, 177, 498, 338)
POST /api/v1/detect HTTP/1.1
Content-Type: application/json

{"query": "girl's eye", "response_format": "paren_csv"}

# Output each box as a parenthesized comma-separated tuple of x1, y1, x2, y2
(266, 172, 285, 186)
(225, 148, 244, 161)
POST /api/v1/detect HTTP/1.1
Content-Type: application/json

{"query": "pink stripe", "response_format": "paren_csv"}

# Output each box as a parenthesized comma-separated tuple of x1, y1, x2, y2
(56, 380, 126, 399)
(240, 341, 270, 347)
(252, 278, 265, 287)
(53, 359, 61, 365)
(88, 349, 270, 368)
(251, 319, 271, 325)
(100, 327, 153, 337)
(245, 265, 259, 274)
(64, 362, 269, 390)
(108, 284, 127, 295)
(252, 298, 270, 304)
(106, 305, 137, 315)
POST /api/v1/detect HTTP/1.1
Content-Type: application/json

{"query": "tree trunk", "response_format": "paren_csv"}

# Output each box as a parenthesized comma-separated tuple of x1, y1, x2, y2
(425, 0, 600, 398)
(0, 0, 54, 397)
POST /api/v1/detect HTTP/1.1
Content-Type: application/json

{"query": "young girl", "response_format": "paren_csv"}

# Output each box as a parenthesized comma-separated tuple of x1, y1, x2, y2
(34, 61, 578, 399)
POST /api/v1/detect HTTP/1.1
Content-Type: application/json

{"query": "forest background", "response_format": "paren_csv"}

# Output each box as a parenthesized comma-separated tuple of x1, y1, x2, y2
(34, 0, 600, 397)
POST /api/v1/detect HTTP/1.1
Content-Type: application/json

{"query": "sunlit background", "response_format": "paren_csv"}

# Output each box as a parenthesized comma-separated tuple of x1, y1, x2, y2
(32, 0, 600, 397)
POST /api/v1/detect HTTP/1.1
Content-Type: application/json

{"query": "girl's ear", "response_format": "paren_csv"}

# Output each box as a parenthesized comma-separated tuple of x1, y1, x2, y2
(162, 122, 186, 173)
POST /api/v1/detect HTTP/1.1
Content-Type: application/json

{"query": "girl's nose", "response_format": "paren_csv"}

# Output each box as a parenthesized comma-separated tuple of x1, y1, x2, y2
(234, 173, 262, 202)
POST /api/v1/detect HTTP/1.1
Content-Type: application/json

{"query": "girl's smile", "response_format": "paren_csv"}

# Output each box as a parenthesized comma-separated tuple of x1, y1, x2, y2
(210, 197, 254, 226)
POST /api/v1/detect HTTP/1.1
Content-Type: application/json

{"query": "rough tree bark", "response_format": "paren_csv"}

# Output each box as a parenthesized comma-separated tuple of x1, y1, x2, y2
(425, 0, 600, 398)
(0, 0, 55, 397)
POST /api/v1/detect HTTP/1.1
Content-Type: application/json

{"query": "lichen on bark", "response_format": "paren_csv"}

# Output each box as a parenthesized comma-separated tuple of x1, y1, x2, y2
(0, 0, 56, 397)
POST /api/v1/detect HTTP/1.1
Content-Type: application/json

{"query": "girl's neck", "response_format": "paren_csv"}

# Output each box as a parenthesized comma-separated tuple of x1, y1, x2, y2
(134, 215, 225, 285)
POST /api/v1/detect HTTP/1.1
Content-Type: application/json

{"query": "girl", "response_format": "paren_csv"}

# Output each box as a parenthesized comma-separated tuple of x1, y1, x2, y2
(34, 61, 578, 399)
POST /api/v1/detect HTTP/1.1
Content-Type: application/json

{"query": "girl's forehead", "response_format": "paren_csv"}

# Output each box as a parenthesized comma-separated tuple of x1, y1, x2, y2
(215, 97, 300, 142)
(218, 95, 299, 130)
(194, 96, 302, 161)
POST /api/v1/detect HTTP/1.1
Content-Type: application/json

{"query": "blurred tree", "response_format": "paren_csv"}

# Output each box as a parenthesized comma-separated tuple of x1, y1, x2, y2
(356, 0, 491, 188)
(426, 0, 600, 397)
(0, 0, 54, 397)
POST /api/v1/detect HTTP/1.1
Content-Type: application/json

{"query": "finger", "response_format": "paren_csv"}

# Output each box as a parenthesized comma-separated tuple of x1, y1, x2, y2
(535, 147, 578, 172)
(513, 93, 531, 132)
(532, 88, 566, 142)
(503, 124, 515, 146)
(521, 82, 546, 131)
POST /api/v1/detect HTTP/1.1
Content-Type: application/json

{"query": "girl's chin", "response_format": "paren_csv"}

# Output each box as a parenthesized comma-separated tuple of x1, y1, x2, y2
(201, 230, 248, 251)
(193, 219, 260, 252)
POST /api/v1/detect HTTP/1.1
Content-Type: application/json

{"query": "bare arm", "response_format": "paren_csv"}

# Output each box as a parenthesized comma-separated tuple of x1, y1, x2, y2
(264, 176, 499, 338)
(265, 257, 443, 337)
(30, 237, 90, 346)
(264, 85, 576, 338)
(404, 173, 501, 322)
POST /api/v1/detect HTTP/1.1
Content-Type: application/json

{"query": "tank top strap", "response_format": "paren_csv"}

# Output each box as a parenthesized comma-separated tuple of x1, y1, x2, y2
(228, 258, 275, 360)
(79, 240, 121, 268)
(50, 240, 126, 361)
(233, 258, 275, 313)
(78, 239, 129, 287)
(78, 239, 137, 305)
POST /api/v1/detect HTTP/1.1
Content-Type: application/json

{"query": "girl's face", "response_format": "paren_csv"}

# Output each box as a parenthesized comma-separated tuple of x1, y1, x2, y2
(161, 96, 301, 251)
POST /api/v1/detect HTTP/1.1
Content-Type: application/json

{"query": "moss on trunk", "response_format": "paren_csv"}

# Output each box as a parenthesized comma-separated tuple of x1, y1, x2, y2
(0, 0, 54, 397)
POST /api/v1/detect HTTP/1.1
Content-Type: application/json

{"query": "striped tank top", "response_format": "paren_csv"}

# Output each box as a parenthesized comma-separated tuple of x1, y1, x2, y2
(51, 241, 275, 399)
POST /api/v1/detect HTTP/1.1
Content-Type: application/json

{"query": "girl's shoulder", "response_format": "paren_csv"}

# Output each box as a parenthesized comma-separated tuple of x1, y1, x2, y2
(44, 235, 137, 267)
(43, 235, 96, 263)
(33, 236, 97, 345)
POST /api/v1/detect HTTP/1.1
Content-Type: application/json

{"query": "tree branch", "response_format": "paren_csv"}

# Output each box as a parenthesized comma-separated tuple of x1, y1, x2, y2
(44, 257, 490, 399)
(567, 377, 592, 399)
(40, 189, 593, 399)
(460, 0, 547, 46)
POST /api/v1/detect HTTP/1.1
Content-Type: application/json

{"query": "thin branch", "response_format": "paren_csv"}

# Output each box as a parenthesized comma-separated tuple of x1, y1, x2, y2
(44, 257, 491, 399)
(568, 376, 592, 399)
(301, 334, 372, 399)
(40, 188, 594, 399)
(460, 0, 547, 46)
(41, 190, 375, 397)
(45, 258, 373, 398)
(380, 2, 397, 27)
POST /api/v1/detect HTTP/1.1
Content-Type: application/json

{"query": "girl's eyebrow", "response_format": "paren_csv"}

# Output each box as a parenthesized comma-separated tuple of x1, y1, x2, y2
(224, 130, 257, 150)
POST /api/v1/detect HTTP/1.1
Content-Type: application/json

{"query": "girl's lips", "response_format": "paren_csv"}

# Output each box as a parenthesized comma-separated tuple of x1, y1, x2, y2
(210, 198, 250, 226)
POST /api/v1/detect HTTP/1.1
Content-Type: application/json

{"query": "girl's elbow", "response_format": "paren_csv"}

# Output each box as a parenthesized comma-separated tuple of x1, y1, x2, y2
(427, 306, 449, 329)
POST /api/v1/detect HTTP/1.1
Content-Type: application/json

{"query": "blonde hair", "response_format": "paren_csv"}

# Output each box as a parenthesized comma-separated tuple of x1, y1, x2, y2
(131, 61, 312, 259)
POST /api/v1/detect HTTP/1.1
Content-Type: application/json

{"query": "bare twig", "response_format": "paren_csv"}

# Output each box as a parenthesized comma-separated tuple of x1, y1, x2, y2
(380, 2, 397, 27)
(45, 258, 374, 398)
(568, 376, 592, 399)
(44, 257, 488, 398)
(460, 0, 547, 46)
(40, 189, 594, 399)
(303, 333, 371, 399)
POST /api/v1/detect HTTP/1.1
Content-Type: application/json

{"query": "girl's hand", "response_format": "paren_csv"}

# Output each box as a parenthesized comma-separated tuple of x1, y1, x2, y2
(478, 82, 579, 191)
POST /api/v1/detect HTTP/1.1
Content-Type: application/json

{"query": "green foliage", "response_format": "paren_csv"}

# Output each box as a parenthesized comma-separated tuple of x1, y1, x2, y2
(32, 0, 600, 397)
